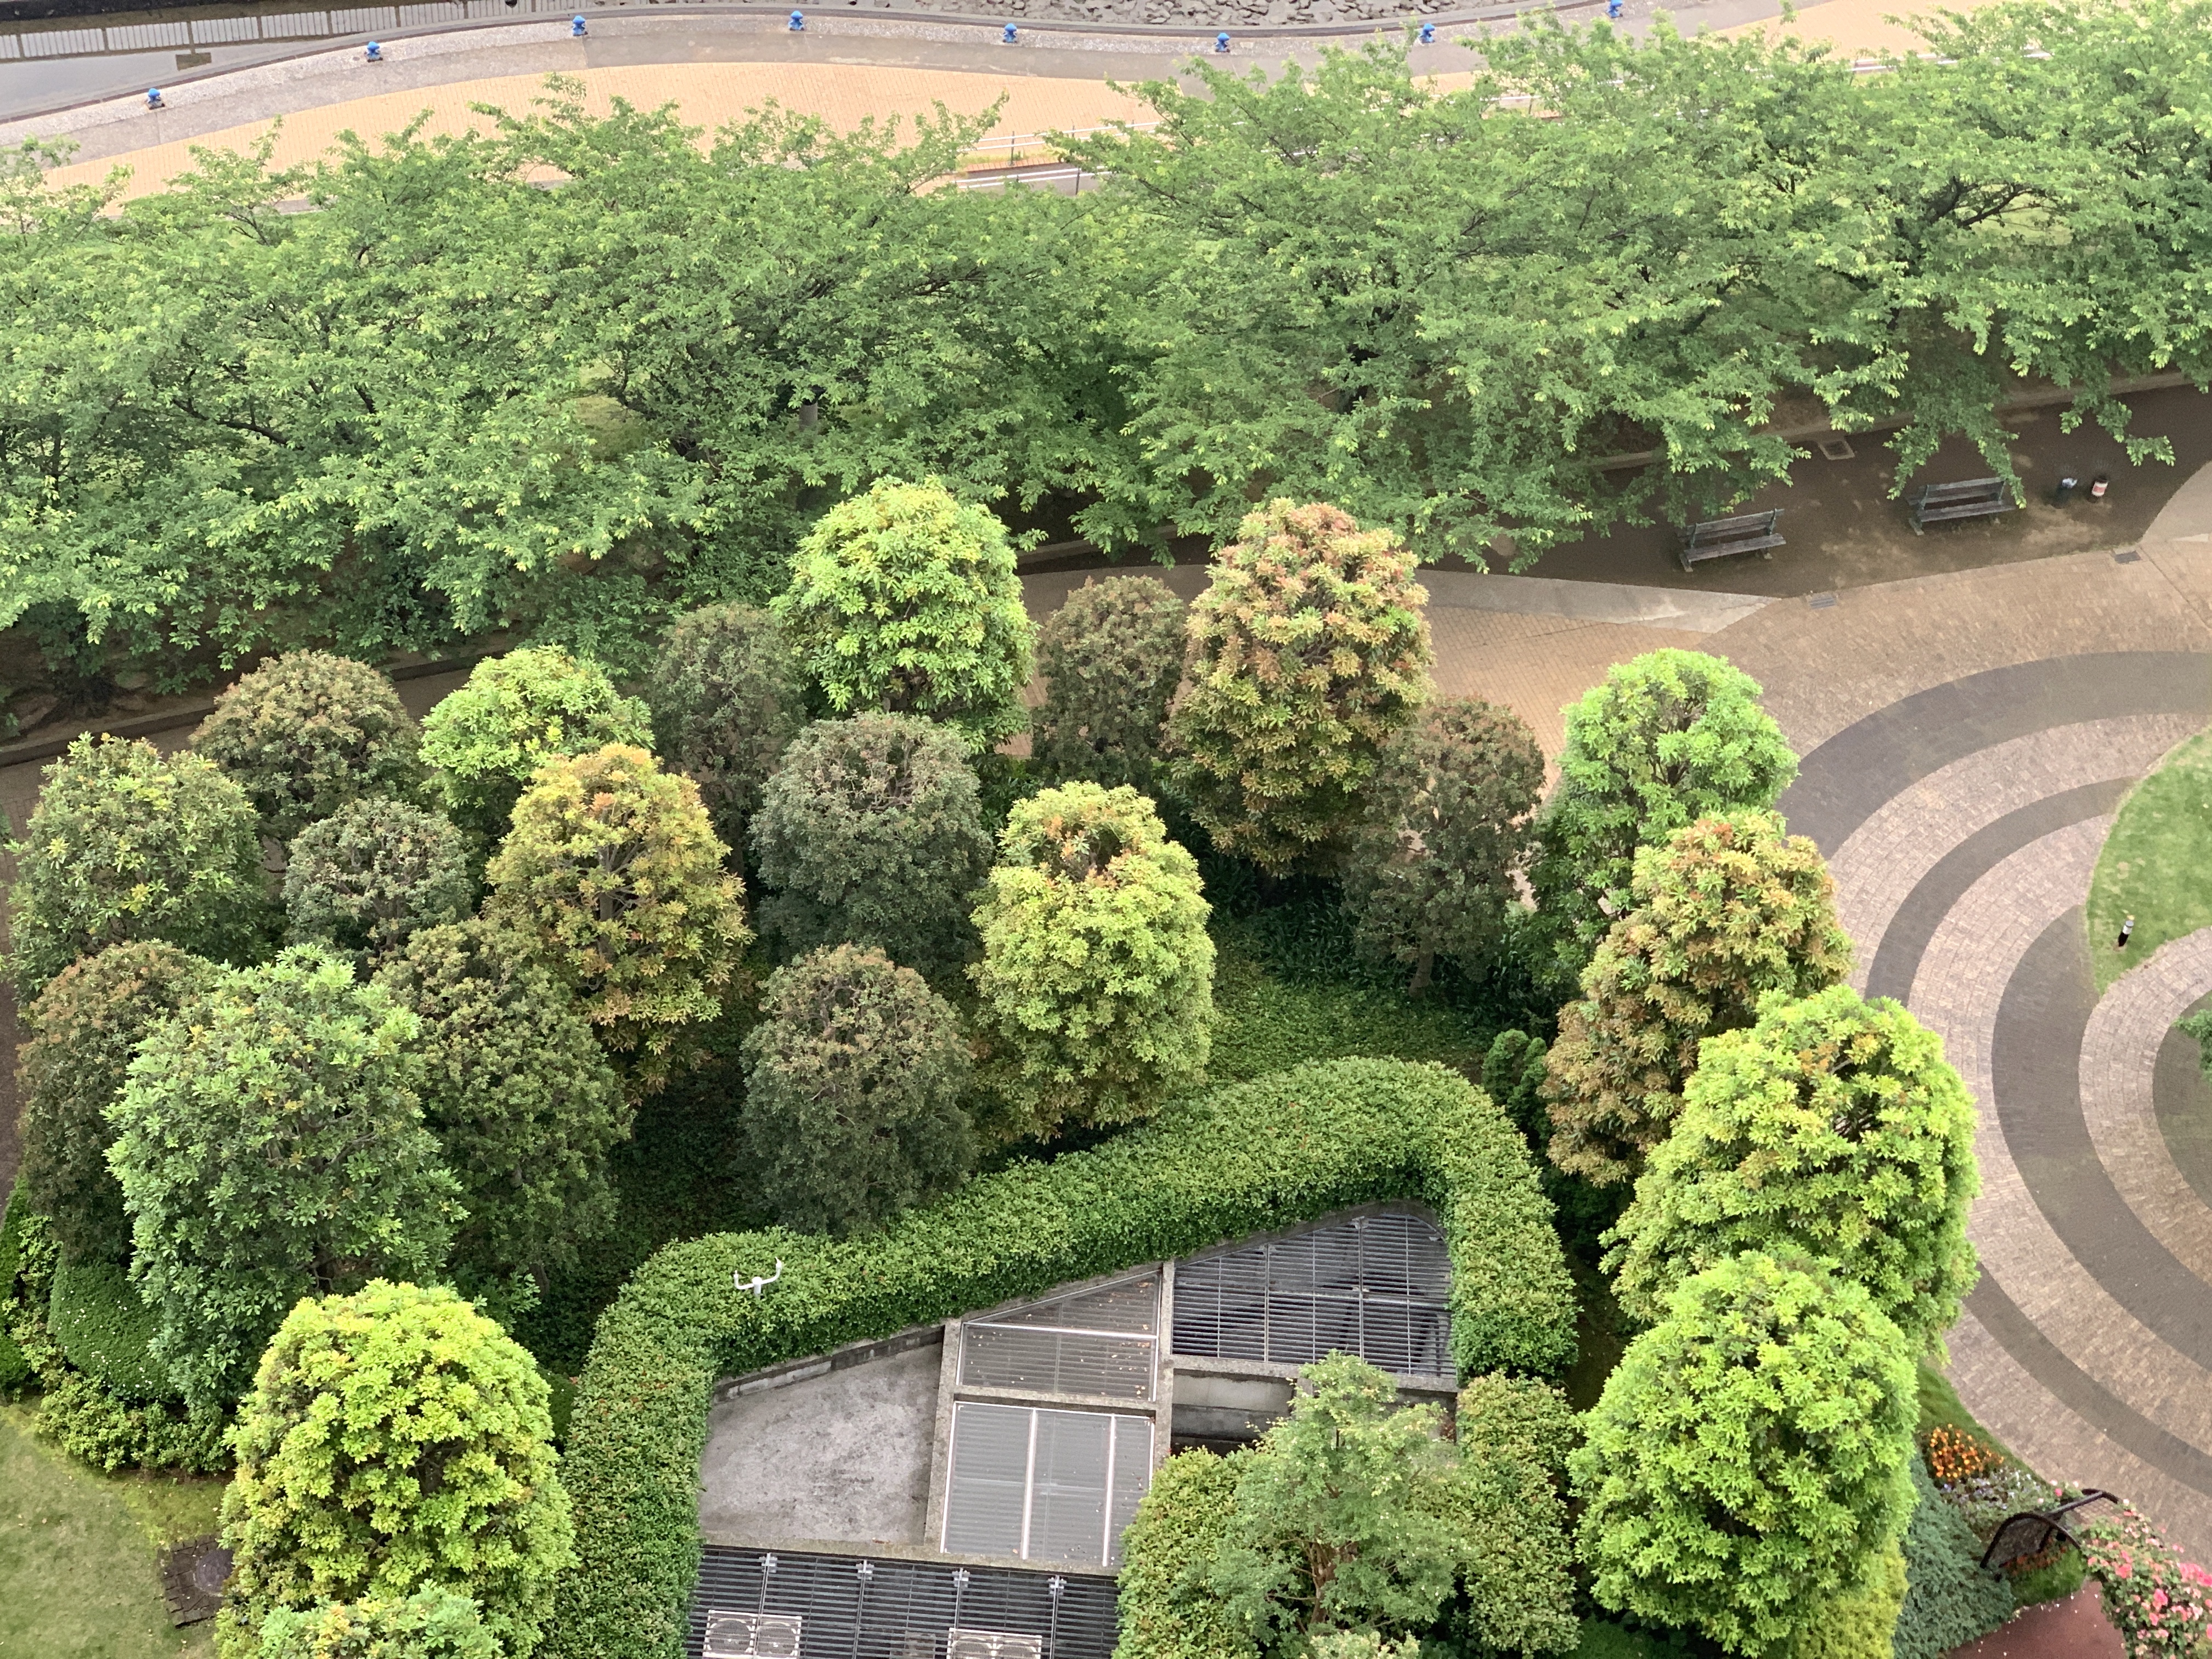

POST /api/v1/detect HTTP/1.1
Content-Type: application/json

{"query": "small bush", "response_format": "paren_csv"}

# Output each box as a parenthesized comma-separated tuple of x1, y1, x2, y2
(255, 1589, 501, 1659)
(2079, 1500, 2212, 1657)
(1118, 1449, 1255, 1659)
(284, 797, 473, 962)
(1891, 1459, 2009, 1659)
(0, 1183, 37, 1394)
(1034, 574, 1188, 793)
(419, 647, 652, 839)
(740, 944, 974, 1237)
(644, 603, 810, 868)
(48, 1252, 171, 1401)
(193, 651, 425, 843)
(1780, 1542, 1907, 1659)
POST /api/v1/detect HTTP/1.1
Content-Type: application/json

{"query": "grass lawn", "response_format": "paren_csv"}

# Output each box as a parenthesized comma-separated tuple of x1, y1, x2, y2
(0, 1401, 223, 1658)
(2086, 727, 2212, 992)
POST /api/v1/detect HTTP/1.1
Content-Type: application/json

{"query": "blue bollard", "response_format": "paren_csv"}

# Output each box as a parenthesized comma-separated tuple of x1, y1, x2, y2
(571, 13, 587, 33)
(145, 86, 163, 107)
(365, 38, 383, 59)
(1002, 20, 1017, 40)
(1214, 29, 1230, 50)
(1418, 20, 1434, 41)
(788, 8, 804, 27)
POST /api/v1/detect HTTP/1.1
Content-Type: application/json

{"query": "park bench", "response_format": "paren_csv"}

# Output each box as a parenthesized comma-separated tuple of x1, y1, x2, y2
(1979, 1488, 2118, 1573)
(1908, 476, 2019, 533)
(1677, 509, 1785, 573)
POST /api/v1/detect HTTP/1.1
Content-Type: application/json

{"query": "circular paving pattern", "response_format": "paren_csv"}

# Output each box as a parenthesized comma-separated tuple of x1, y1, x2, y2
(1782, 650, 2212, 1559)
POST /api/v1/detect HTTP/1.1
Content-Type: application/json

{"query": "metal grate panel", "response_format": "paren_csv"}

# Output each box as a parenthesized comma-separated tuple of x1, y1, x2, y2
(959, 1275, 1158, 1401)
(1172, 1208, 1452, 1376)
(689, 1547, 1118, 1659)
(943, 1405, 1154, 1568)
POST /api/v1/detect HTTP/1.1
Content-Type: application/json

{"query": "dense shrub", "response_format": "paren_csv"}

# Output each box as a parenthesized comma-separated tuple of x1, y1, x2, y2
(969, 783, 1214, 1141)
(1779, 1543, 1908, 1659)
(7, 734, 268, 995)
(2077, 1500, 2212, 1658)
(751, 713, 993, 980)
(1119, 1450, 1255, 1659)
(419, 648, 653, 839)
(375, 919, 633, 1297)
(1033, 575, 1188, 793)
(485, 744, 749, 1091)
(14, 941, 219, 1261)
(1544, 814, 1850, 1187)
(219, 1282, 574, 1659)
(644, 603, 810, 868)
(48, 1252, 171, 1401)
(771, 477, 1034, 749)
(1480, 1030, 1551, 1152)
(1571, 1253, 1916, 1656)
(1432, 1376, 1580, 1656)
(1891, 1460, 2010, 1659)
(1343, 697, 1544, 992)
(255, 1590, 500, 1659)
(107, 949, 462, 1409)
(0, 1184, 29, 1393)
(1168, 500, 1434, 872)
(740, 944, 974, 1237)
(1606, 985, 1980, 1354)
(551, 1058, 1575, 1659)
(193, 651, 425, 843)
(1528, 651, 1797, 978)
(283, 797, 473, 962)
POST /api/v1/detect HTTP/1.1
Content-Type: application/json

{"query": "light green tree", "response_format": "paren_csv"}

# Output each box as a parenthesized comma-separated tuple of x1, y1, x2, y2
(254, 1590, 499, 1659)
(772, 477, 1034, 750)
(419, 648, 652, 840)
(969, 783, 1214, 1142)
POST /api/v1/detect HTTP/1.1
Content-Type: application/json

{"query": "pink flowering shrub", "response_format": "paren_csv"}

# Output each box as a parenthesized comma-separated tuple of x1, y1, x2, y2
(2079, 1500, 2212, 1658)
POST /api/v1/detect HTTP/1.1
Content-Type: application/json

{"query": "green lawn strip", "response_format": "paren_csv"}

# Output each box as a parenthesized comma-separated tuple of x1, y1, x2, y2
(2086, 728, 2212, 993)
(0, 1401, 217, 1658)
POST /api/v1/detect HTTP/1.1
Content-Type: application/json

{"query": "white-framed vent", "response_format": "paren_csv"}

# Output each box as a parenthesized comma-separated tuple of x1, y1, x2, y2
(941, 1403, 1153, 1568)
(1172, 1207, 1453, 1378)
(947, 1630, 1046, 1659)
(957, 1273, 1159, 1402)
(704, 1611, 804, 1659)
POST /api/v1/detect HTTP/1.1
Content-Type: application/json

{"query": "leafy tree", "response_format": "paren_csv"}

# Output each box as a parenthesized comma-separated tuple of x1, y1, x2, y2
(1032, 574, 1188, 793)
(1570, 1253, 1916, 1657)
(375, 919, 633, 1297)
(255, 1590, 500, 1659)
(14, 941, 219, 1262)
(191, 651, 425, 843)
(1544, 814, 1850, 1187)
(419, 648, 653, 840)
(1480, 1029, 1551, 1152)
(643, 603, 810, 870)
(751, 713, 994, 980)
(1210, 1352, 1462, 1649)
(738, 944, 973, 1235)
(1343, 697, 1544, 992)
(969, 783, 1214, 1142)
(8, 734, 269, 995)
(484, 744, 748, 1091)
(283, 798, 473, 963)
(1167, 500, 1434, 872)
(1528, 651, 1797, 979)
(771, 477, 1034, 750)
(1605, 984, 1979, 1355)
(218, 1282, 573, 1659)
(105, 950, 461, 1409)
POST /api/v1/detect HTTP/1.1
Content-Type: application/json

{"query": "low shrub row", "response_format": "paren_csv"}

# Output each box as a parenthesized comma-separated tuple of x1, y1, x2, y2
(550, 1058, 1576, 1659)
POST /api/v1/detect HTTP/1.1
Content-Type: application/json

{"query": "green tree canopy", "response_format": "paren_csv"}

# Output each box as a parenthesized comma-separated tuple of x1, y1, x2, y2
(254, 1590, 500, 1659)
(969, 782, 1214, 1142)
(374, 919, 633, 1297)
(484, 744, 748, 1091)
(1570, 1253, 1916, 1656)
(8, 734, 269, 995)
(219, 1282, 573, 1659)
(14, 941, 219, 1262)
(738, 943, 974, 1236)
(1544, 813, 1851, 1187)
(1032, 574, 1188, 794)
(1606, 984, 1980, 1354)
(1528, 651, 1797, 978)
(419, 647, 652, 840)
(191, 651, 425, 843)
(751, 712, 994, 981)
(643, 602, 811, 870)
(105, 950, 461, 1408)
(771, 477, 1034, 750)
(282, 797, 473, 963)
(1169, 500, 1434, 873)
(1343, 696, 1545, 993)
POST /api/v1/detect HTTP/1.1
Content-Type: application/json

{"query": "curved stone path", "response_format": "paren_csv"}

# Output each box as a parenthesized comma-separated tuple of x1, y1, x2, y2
(1780, 651, 2212, 1559)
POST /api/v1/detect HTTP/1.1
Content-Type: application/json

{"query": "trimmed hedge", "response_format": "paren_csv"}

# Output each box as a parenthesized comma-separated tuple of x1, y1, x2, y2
(48, 1252, 173, 1402)
(551, 1058, 1575, 1659)
(0, 1183, 31, 1393)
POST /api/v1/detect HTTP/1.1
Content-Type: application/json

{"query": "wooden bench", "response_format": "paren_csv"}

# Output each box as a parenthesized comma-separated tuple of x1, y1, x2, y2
(1677, 509, 1785, 573)
(1908, 476, 2019, 533)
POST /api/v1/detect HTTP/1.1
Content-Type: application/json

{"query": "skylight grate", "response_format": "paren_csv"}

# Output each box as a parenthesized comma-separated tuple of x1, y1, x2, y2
(959, 1274, 1159, 1401)
(941, 1404, 1154, 1568)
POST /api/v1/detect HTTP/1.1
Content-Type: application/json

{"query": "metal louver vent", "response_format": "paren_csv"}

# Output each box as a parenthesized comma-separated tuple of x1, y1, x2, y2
(959, 1274, 1159, 1401)
(706, 1612, 804, 1659)
(942, 1404, 1155, 1568)
(1172, 1208, 1452, 1376)
(948, 1630, 1046, 1659)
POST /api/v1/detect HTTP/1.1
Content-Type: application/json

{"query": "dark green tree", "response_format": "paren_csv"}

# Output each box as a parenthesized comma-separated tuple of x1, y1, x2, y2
(191, 651, 425, 843)
(738, 944, 973, 1236)
(1032, 575, 1188, 794)
(643, 603, 810, 871)
(283, 797, 473, 963)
